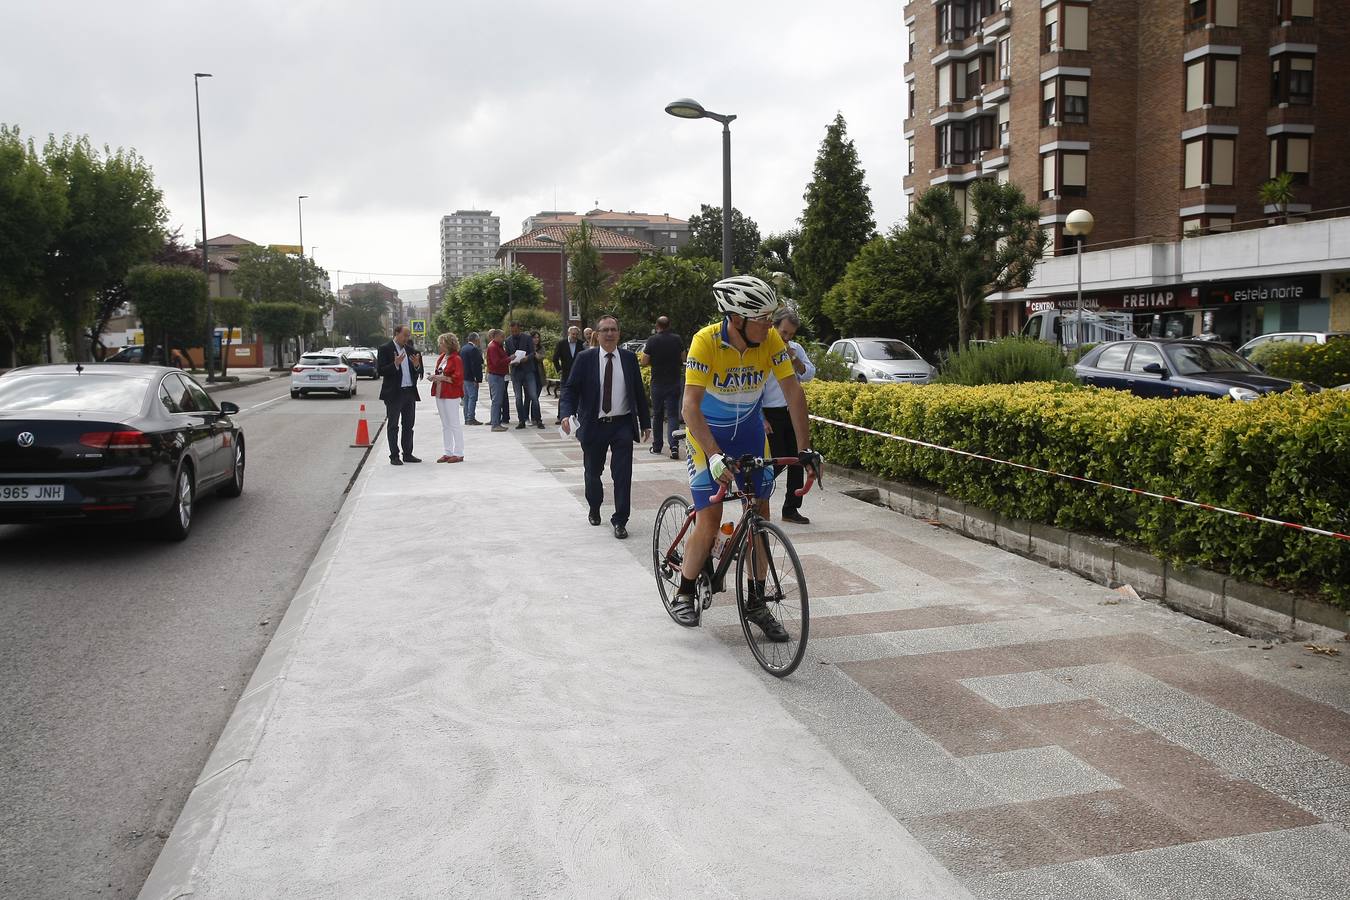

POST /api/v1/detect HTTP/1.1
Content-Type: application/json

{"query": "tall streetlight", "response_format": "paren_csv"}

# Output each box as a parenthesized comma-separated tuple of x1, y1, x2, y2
(1064, 209, 1095, 348)
(297, 195, 309, 353)
(194, 72, 214, 379)
(665, 97, 737, 278)
(534, 233, 567, 324)
(492, 275, 515, 326)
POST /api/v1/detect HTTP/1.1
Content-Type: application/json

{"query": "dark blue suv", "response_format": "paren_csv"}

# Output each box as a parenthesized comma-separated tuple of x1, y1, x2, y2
(1074, 339, 1313, 400)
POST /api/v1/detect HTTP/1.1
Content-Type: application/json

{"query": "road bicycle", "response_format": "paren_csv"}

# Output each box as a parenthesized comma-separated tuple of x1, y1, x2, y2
(651, 455, 818, 677)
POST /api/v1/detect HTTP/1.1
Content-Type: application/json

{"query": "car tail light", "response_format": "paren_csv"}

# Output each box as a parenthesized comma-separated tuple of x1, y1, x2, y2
(329, 366, 348, 373)
(292, 366, 304, 373)
(79, 430, 153, 450)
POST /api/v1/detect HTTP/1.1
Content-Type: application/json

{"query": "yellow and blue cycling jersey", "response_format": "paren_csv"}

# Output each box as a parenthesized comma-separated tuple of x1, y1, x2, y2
(684, 320, 797, 509)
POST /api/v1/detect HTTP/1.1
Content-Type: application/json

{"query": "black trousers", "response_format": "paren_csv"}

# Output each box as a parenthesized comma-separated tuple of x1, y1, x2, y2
(764, 405, 803, 513)
(385, 388, 417, 460)
(649, 380, 682, 452)
(582, 418, 634, 526)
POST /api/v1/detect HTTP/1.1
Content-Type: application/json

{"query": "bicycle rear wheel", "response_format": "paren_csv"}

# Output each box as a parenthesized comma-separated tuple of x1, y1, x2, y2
(653, 494, 695, 625)
(735, 519, 809, 677)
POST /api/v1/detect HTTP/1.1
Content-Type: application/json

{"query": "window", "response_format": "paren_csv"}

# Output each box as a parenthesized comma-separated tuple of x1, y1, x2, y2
(1042, 153, 1056, 198)
(1040, 151, 1086, 198)
(998, 36, 1012, 79)
(1043, 5, 1059, 48)
(1186, 56, 1239, 110)
(908, 85, 915, 118)
(1129, 343, 1166, 373)
(998, 102, 1011, 145)
(1044, 76, 1089, 125)
(937, 63, 952, 105)
(1063, 5, 1088, 49)
(1043, 80, 1057, 124)
(966, 58, 984, 97)
(1271, 55, 1314, 105)
(1097, 343, 1131, 370)
(1269, 135, 1311, 183)
(907, 139, 915, 174)
(936, 119, 993, 166)
(1275, 0, 1314, 23)
(1184, 136, 1235, 187)
(1188, 0, 1238, 28)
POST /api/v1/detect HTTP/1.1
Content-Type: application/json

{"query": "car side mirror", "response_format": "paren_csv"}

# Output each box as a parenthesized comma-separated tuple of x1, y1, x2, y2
(1143, 363, 1168, 377)
(218, 401, 240, 415)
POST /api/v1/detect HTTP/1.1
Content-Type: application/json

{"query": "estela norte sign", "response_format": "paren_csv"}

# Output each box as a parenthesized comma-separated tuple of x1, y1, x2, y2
(1027, 274, 1321, 314)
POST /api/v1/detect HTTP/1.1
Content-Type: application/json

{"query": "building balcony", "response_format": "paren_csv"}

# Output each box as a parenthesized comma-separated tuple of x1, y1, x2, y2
(1272, 23, 1317, 44)
(930, 96, 992, 125)
(982, 77, 1011, 103)
(1180, 185, 1238, 208)
(982, 3, 1011, 37)
(1037, 122, 1091, 143)
(1180, 106, 1241, 132)
(1266, 105, 1315, 130)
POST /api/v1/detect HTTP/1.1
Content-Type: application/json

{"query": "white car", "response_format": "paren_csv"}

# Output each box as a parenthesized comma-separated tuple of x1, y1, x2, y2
(828, 338, 935, 384)
(1236, 331, 1348, 358)
(291, 352, 358, 399)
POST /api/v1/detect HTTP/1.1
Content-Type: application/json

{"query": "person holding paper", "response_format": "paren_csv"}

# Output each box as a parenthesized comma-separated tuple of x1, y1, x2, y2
(504, 322, 542, 430)
(559, 315, 651, 540)
(377, 324, 424, 465)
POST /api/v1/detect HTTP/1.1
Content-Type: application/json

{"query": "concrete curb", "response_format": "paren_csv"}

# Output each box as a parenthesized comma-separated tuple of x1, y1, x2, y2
(828, 463, 1348, 643)
(137, 422, 385, 900)
(202, 372, 283, 394)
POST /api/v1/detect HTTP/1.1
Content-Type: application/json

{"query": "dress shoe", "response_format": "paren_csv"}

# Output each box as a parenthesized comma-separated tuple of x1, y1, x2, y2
(436, 455, 452, 463)
(491, 425, 508, 432)
(403, 455, 422, 463)
(649, 447, 663, 455)
(534, 421, 545, 429)
(448, 455, 464, 463)
(515, 422, 527, 430)
(588, 509, 601, 526)
(390, 457, 402, 466)
(781, 510, 811, 525)
(613, 523, 628, 540)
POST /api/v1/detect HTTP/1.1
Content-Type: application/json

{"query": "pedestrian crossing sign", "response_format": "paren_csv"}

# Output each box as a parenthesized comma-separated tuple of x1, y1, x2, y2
(410, 319, 426, 336)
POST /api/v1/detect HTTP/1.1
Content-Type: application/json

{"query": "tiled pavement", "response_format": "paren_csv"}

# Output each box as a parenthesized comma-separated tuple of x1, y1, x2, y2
(523, 399, 1350, 899)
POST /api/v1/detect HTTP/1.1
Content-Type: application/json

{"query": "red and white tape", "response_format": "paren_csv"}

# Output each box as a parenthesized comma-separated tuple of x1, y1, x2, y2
(810, 414, 1350, 543)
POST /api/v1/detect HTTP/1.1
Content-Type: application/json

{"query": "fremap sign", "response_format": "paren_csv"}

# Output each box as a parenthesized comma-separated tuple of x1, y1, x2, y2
(1027, 274, 1322, 314)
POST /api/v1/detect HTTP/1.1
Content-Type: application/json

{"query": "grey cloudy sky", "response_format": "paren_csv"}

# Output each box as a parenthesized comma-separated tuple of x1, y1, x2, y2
(6, 1, 905, 300)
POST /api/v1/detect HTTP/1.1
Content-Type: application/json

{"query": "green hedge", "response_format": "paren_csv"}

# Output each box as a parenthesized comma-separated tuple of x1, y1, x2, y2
(1250, 338, 1350, 388)
(805, 382, 1350, 604)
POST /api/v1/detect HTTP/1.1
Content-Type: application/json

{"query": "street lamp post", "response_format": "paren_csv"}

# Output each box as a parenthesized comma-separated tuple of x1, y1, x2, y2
(534, 233, 567, 324)
(194, 72, 214, 379)
(297, 195, 309, 353)
(665, 97, 737, 278)
(1064, 209, 1095, 348)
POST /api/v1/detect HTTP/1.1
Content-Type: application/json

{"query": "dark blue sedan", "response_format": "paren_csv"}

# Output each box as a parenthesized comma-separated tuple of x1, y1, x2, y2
(344, 351, 378, 379)
(1074, 339, 1312, 400)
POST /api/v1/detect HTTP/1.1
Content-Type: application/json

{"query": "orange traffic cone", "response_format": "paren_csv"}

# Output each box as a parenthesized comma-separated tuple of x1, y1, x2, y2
(350, 403, 372, 448)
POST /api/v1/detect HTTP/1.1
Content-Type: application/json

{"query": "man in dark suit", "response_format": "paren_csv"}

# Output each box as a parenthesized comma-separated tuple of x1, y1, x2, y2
(377, 325, 424, 465)
(559, 315, 651, 540)
(551, 325, 586, 424)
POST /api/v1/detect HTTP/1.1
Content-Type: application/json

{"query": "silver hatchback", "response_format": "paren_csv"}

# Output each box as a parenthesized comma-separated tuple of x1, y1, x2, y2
(828, 338, 935, 384)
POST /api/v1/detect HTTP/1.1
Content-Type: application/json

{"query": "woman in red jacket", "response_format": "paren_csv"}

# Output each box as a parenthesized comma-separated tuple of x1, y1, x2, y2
(430, 332, 466, 462)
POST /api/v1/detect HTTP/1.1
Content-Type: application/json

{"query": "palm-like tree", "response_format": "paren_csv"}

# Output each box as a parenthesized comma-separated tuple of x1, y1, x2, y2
(1259, 172, 1296, 225)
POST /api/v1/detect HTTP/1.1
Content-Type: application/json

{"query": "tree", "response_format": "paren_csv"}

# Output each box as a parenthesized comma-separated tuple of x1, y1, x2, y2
(87, 229, 204, 359)
(679, 205, 763, 273)
(609, 254, 719, 344)
(250, 302, 307, 367)
(0, 125, 66, 366)
(38, 134, 167, 359)
(232, 245, 329, 310)
(213, 296, 248, 377)
(335, 285, 390, 346)
(759, 229, 799, 293)
(905, 180, 1046, 349)
(1259, 172, 1296, 226)
(795, 113, 876, 340)
(822, 230, 957, 359)
(437, 267, 544, 337)
(566, 221, 612, 329)
(124, 265, 206, 362)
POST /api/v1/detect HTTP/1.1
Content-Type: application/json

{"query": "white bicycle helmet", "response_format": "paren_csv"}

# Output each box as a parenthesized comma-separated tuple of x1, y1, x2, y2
(712, 275, 781, 319)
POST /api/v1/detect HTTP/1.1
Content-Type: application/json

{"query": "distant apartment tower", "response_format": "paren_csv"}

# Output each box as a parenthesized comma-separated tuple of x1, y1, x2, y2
(440, 210, 501, 284)
(902, 0, 1348, 252)
(521, 209, 690, 256)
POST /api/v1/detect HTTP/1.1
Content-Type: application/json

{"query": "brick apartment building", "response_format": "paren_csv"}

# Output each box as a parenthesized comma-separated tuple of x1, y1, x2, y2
(904, 0, 1349, 341)
(497, 225, 660, 325)
(521, 209, 690, 257)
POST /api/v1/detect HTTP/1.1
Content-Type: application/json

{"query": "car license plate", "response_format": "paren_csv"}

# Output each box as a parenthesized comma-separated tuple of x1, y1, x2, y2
(0, 484, 65, 502)
(308, 373, 328, 380)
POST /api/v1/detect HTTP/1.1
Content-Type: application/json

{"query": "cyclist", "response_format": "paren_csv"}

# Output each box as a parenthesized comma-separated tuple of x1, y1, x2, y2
(671, 275, 822, 638)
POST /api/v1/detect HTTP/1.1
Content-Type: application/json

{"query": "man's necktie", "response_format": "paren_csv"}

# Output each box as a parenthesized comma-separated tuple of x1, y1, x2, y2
(602, 352, 614, 414)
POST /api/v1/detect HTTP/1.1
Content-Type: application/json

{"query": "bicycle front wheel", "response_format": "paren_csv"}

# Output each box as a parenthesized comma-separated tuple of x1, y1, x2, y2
(653, 494, 694, 625)
(735, 519, 809, 677)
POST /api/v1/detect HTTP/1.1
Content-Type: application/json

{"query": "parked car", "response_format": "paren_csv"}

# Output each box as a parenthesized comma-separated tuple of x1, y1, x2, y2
(1235, 331, 1349, 359)
(291, 352, 358, 398)
(0, 364, 244, 539)
(1073, 339, 1316, 400)
(345, 349, 378, 379)
(827, 338, 935, 384)
(105, 345, 165, 365)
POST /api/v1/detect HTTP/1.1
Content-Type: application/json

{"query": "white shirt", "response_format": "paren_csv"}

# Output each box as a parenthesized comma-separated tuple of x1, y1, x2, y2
(397, 343, 414, 388)
(598, 348, 629, 417)
(762, 340, 814, 408)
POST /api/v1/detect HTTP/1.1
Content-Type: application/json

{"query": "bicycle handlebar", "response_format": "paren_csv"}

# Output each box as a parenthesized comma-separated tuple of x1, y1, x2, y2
(708, 455, 820, 505)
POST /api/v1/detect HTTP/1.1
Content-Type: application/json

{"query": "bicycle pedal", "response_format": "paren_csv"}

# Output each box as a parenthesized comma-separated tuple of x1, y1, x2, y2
(702, 595, 713, 611)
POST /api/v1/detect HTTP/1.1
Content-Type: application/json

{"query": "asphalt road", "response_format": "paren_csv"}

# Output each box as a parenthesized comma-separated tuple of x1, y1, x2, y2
(0, 374, 384, 899)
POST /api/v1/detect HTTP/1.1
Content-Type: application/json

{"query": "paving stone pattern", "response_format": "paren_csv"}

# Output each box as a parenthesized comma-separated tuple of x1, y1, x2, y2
(523, 412, 1350, 899)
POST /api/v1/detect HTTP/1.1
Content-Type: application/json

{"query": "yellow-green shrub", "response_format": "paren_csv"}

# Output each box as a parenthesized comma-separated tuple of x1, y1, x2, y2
(1250, 339, 1350, 388)
(805, 381, 1350, 604)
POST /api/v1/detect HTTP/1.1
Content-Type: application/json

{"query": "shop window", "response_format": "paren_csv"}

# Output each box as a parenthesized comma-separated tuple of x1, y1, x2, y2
(1183, 137, 1233, 188)
(1269, 135, 1311, 184)
(1271, 55, 1314, 105)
